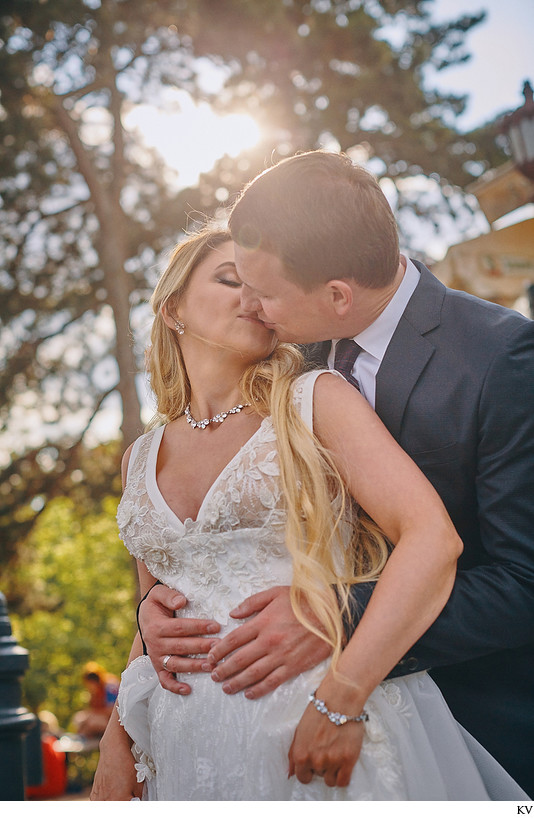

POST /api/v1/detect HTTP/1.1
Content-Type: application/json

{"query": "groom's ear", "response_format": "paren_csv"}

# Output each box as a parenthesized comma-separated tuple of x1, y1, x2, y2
(326, 279, 353, 317)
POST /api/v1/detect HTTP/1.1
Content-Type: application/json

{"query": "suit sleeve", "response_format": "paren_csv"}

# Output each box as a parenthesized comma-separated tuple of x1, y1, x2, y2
(346, 319, 534, 675)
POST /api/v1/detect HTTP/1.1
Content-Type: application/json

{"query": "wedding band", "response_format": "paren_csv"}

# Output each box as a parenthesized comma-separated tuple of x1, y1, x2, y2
(163, 654, 173, 671)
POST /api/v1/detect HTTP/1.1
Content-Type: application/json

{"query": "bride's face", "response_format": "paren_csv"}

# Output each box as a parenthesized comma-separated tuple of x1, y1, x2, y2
(173, 241, 277, 364)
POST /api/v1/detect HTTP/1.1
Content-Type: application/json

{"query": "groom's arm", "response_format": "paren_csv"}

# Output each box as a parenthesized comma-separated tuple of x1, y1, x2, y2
(207, 320, 534, 692)
(144, 321, 534, 695)
(378, 319, 534, 674)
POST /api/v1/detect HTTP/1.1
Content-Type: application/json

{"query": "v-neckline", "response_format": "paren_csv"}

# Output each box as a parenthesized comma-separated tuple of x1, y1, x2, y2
(146, 419, 269, 530)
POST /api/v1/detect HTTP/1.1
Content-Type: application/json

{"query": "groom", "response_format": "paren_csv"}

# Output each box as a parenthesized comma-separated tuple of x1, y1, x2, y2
(139, 151, 534, 794)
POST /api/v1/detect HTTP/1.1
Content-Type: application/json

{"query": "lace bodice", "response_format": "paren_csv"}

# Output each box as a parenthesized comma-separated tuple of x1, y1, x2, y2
(116, 371, 330, 625)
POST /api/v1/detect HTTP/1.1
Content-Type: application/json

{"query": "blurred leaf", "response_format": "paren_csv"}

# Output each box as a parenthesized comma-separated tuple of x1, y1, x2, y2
(2, 493, 136, 728)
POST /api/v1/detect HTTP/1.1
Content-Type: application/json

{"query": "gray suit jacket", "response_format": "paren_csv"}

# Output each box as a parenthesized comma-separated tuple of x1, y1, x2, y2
(305, 261, 534, 793)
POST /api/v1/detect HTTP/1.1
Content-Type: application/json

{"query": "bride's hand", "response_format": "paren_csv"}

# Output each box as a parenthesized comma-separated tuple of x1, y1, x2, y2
(91, 751, 142, 800)
(90, 715, 143, 800)
(288, 680, 366, 788)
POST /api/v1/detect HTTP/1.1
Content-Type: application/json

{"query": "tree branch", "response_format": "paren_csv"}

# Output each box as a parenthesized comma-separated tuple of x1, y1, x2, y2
(50, 95, 113, 228)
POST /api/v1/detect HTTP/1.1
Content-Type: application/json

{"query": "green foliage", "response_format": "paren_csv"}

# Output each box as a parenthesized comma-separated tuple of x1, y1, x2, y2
(2, 494, 137, 730)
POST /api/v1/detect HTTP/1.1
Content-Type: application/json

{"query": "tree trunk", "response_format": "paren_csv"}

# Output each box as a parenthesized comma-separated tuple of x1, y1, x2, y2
(53, 96, 143, 448)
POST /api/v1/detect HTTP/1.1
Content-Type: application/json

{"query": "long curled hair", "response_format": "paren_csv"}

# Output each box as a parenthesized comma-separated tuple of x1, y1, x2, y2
(147, 227, 389, 668)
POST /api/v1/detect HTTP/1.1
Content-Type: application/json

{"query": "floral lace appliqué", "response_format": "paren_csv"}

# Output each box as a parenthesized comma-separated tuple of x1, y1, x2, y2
(132, 743, 156, 783)
(116, 419, 292, 621)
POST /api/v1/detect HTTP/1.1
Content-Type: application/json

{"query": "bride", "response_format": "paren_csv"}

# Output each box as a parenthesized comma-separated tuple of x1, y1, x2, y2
(91, 226, 525, 800)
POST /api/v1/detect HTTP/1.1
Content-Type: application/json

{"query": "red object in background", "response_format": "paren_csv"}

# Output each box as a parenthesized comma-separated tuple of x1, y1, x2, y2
(26, 735, 68, 799)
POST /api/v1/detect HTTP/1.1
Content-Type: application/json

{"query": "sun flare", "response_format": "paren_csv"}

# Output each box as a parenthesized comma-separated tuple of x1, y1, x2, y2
(124, 91, 261, 188)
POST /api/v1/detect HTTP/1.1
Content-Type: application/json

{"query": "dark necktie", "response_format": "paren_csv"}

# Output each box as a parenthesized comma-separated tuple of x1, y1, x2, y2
(333, 338, 362, 391)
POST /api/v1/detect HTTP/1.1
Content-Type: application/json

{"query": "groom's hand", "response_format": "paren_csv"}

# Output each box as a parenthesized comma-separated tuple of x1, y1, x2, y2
(205, 586, 331, 699)
(138, 584, 221, 694)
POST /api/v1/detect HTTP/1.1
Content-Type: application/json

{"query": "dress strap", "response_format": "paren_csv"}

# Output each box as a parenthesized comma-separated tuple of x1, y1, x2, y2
(125, 427, 163, 486)
(292, 368, 343, 432)
(126, 435, 145, 485)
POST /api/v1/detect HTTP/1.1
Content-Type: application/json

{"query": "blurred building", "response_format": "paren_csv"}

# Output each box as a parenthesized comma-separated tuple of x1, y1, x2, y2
(433, 82, 534, 316)
(432, 162, 534, 314)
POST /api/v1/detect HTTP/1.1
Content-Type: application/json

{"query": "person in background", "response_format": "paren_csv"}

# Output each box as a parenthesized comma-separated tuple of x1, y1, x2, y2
(72, 662, 119, 738)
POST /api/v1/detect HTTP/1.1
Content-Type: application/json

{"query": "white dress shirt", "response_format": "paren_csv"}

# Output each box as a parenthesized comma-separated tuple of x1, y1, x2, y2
(328, 257, 420, 408)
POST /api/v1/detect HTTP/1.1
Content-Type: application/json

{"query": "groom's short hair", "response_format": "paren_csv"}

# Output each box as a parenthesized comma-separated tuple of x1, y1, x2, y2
(229, 150, 399, 291)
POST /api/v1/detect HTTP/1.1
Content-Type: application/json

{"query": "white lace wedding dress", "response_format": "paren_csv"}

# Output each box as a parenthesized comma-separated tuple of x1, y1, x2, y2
(116, 370, 526, 801)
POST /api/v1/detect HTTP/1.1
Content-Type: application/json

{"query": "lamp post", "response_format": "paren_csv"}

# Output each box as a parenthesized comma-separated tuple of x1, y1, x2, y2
(0, 592, 37, 799)
(500, 81, 534, 318)
(501, 80, 534, 182)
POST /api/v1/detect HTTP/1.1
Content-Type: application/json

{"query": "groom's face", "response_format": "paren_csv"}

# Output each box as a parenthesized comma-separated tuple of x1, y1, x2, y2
(234, 244, 336, 344)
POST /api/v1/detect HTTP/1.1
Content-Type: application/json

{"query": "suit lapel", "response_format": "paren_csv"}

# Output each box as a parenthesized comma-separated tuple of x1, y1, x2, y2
(375, 263, 445, 439)
(302, 263, 447, 440)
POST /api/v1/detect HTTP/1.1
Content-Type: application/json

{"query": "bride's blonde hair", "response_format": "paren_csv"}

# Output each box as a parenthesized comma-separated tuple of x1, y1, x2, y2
(147, 227, 389, 667)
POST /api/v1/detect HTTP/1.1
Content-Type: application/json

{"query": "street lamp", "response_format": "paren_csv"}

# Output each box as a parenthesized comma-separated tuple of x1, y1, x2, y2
(501, 80, 534, 181)
(500, 80, 534, 319)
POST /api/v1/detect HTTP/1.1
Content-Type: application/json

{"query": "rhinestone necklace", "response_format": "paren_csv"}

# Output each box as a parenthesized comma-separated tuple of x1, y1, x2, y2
(184, 402, 251, 430)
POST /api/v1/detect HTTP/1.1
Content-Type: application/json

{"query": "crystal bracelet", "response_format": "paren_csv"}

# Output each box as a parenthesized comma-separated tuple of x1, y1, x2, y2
(308, 690, 369, 726)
